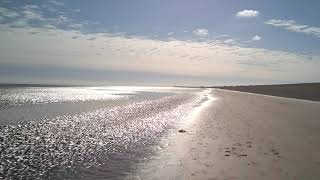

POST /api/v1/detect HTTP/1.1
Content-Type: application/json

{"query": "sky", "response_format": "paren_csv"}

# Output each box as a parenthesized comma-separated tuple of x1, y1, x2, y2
(0, 0, 319, 86)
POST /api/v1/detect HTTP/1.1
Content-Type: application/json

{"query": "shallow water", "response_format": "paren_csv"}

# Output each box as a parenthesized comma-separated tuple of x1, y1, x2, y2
(0, 86, 206, 179)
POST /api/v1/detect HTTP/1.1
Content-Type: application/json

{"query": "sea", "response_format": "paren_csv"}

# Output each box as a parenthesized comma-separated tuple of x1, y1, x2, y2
(0, 86, 211, 179)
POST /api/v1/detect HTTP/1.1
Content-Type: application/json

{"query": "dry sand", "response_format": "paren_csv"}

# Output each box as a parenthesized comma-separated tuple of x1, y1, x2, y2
(131, 89, 320, 180)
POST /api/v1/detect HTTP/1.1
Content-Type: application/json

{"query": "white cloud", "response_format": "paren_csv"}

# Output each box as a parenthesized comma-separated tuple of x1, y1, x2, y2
(265, 19, 320, 37)
(24, 5, 39, 9)
(48, 0, 64, 6)
(0, 7, 20, 18)
(236, 10, 259, 18)
(8, 19, 29, 28)
(22, 10, 45, 21)
(68, 23, 83, 29)
(167, 32, 174, 35)
(252, 35, 261, 41)
(215, 35, 229, 39)
(58, 15, 68, 22)
(42, 24, 57, 29)
(42, 4, 58, 13)
(0, 4, 86, 32)
(193, 28, 209, 37)
(224, 39, 237, 44)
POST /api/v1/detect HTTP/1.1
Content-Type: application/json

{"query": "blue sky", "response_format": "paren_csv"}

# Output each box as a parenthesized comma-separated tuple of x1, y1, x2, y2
(0, 0, 319, 85)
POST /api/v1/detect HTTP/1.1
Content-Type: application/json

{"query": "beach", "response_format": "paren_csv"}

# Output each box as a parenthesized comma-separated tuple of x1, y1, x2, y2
(1, 0, 319, 179)
(1, 85, 320, 179)
(134, 88, 320, 180)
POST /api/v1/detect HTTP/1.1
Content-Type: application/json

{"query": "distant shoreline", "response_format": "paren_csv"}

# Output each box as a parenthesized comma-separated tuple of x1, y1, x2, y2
(212, 83, 320, 102)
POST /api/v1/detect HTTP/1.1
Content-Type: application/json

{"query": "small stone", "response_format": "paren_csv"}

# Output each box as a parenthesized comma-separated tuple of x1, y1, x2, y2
(178, 129, 186, 133)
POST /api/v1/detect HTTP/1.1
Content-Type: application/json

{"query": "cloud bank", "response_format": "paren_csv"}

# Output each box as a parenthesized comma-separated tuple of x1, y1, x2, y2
(1, 24, 319, 83)
(265, 19, 320, 37)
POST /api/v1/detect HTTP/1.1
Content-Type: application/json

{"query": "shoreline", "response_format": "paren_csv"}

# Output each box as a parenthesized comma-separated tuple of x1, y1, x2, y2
(132, 89, 320, 180)
(214, 88, 320, 104)
(213, 83, 320, 102)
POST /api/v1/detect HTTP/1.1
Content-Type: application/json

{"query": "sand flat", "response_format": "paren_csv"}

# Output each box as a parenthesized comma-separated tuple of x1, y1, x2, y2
(215, 83, 320, 101)
(135, 89, 320, 180)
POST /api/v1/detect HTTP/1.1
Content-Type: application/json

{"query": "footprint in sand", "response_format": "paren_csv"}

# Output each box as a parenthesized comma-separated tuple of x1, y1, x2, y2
(246, 141, 252, 148)
(271, 149, 280, 155)
(223, 141, 254, 157)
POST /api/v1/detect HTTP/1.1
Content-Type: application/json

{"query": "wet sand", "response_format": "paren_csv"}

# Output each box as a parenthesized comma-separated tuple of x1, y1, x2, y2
(133, 89, 320, 180)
